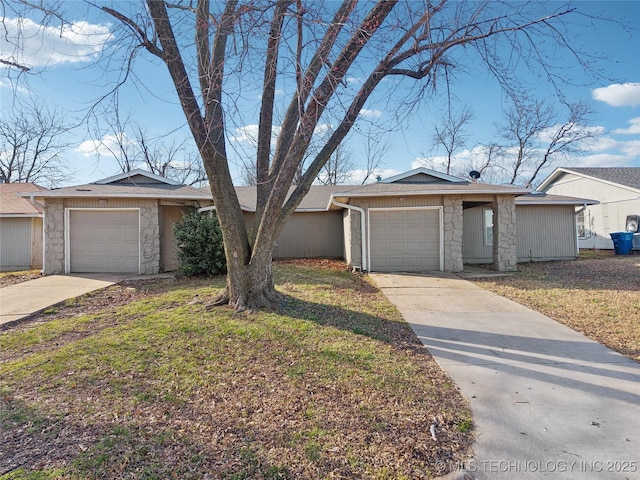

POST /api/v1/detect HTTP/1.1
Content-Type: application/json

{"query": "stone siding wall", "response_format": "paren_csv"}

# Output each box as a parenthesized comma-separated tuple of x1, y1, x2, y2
(443, 196, 463, 272)
(43, 199, 64, 274)
(42, 200, 161, 275)
(139, 200, 160, 274)
(492, 195, 517, 271)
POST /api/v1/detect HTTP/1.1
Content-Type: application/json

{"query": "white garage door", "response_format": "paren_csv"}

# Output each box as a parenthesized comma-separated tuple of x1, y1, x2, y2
(370, 209, 441, 272)
(69, 210, 139, 273)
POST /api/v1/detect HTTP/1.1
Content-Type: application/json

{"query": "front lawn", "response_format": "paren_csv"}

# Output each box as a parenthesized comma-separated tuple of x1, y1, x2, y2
(0, 261, 472, 479)
(472, 252, 640, 362)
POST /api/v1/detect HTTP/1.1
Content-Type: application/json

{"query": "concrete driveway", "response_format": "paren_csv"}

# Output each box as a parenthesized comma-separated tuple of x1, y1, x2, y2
(370, 272, 640, 480)
(0, 274, 129, 327)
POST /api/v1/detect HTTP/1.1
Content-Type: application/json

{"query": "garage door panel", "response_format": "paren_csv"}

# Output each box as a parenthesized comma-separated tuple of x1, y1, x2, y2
(69, 210, 139, 273)
(370, 209, 440, 272)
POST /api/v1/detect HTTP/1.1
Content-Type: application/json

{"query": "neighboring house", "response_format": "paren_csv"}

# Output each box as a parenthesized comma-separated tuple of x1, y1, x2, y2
(0, 183, 47, 272)
(538, 167, 640, 250)
(22, 170, 212, 275)
(22, 167, 594, 275)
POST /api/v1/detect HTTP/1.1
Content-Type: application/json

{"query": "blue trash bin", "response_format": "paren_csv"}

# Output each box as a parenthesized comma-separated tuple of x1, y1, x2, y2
(610, 232, 634, 255)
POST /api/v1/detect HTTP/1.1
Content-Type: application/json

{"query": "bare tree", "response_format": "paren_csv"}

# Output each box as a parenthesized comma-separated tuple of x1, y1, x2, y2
(0, 101, 72, 186)
(360, 127, 391, 184)
(453, 143, 505, 183)
(432, 106, 473, 175)
(10, 1, 602, 309)
(525, 100, 597, 187)
(495, 97, 597, 187)
(497, 98, 555, 185)
(317, 142, 355, 185)
(89, 107, 207, 186)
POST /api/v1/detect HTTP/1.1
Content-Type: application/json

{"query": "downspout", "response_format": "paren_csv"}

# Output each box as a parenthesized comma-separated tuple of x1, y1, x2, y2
(29, 195, 46, 273)
(330, 197, 367, 272)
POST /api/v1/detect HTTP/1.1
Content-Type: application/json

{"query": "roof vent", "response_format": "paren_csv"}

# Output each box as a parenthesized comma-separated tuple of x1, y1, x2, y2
(375, 175, 382, 182)
(469, 170, 481, 180)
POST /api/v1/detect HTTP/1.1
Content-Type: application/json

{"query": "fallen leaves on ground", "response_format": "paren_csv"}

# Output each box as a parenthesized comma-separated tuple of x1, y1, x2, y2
(472, 252, 640, 362)
(0, 261, 473, 479)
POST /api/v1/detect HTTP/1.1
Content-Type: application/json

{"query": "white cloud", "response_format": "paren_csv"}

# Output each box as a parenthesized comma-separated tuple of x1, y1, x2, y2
(536, 124, 604, 145)
(343, 167, 403, 184)
(592, 83, 640, 107)
(573, 153, 634, 167)
(359, 109, 383, 119)
(76, 133, 133, 158)
(612, 117, 640, 135)
(0, 17, 111, 70)
(618, 139, 640, 157)
(230, 124, 285, 145)
(0, 77, 29, 94)
(230, 124, 260, 144)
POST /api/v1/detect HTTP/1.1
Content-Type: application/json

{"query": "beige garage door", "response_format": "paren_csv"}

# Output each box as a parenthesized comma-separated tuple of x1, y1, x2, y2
(370, 209, 441, 272)
(69, 210, 139, 273)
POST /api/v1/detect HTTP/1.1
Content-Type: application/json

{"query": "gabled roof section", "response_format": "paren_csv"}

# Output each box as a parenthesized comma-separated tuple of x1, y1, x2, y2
(19, 181, 211, 201)
(93, 168, 183, 186)
(330, 181, 530, 204)
(538, 167, 640, 193)
(0, 183, 47, 216)
(381, 167, 466, 184)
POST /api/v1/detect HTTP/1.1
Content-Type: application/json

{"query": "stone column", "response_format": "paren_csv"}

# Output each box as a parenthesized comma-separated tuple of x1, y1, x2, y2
(44, 199, 65, 274)
(443, 196, 463, 272)
(492, 195, 517, 271)
(139, 200, 160, 274)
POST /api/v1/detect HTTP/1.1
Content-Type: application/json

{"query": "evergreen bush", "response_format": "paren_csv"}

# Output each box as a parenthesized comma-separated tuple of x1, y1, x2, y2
(173, 209, 226, 276)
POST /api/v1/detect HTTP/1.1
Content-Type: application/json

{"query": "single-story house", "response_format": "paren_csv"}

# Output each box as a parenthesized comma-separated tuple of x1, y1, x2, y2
(21, 170, 213, 275)
(22, 167, 596, 275)
(538, 167, 640, 250)
(0, 183, 47, 272)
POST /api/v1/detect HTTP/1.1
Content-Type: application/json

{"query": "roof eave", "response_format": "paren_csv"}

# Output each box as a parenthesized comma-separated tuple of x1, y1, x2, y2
(19, 192, 214, 201)
(516, 199, 600, 206)
(332, 188, 531, 199)
(538, 167, 640, 194)
(0, 213, 43, 218)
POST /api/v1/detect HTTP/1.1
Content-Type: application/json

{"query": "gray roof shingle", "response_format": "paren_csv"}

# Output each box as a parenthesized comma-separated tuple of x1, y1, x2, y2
(0, 183, 47, 216)
(564, 167, 640, 190)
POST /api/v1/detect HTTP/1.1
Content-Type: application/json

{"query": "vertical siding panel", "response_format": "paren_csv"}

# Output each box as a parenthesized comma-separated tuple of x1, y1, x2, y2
(31, 217, 43, 269)
(516, 205, 577, 261)
(159, 205, 191, 272)
(0, 218, 32, 271)
(274, 212, 344, 258)
(543, 173, 640, 249)
(462, 206, 493, 263)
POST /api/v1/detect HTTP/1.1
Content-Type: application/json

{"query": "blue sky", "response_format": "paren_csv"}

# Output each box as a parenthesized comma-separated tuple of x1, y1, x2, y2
(1, 1, 639, 187)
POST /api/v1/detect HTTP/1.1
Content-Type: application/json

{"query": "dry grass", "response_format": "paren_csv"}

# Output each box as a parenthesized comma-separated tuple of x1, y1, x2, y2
(0, 261, 473, 479)
(472, 251, 640, 362)
(0, 270, 42, 287)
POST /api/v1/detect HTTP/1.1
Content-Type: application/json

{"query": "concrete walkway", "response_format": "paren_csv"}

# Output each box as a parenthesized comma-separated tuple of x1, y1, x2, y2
(0, 274, 128, 327)
(370, 272, 640, 480)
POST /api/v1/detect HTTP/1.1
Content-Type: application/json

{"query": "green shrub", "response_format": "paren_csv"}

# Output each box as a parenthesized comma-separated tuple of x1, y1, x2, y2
(173, 209, 226, 276)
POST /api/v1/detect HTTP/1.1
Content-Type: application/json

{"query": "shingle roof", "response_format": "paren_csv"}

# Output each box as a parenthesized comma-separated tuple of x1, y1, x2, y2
(547, 167, 640, 191)
(21, 182, 212, 201)
(332, 181, 531, 198)
(234, 185, 360, 211)
(0, 183, 47, 216)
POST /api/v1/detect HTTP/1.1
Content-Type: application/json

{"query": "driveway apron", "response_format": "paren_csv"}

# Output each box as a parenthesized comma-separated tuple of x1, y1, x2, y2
(370, 272, 640, 480)
(0, 274, 128, 326)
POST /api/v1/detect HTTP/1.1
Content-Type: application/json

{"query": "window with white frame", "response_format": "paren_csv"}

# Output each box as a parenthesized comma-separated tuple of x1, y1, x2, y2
(484, 208, 494, 245)
(576, 210, 587, 238)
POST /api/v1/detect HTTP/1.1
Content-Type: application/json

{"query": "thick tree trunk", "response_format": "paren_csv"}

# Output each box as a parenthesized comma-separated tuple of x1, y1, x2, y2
(213, 232, 281, 311)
